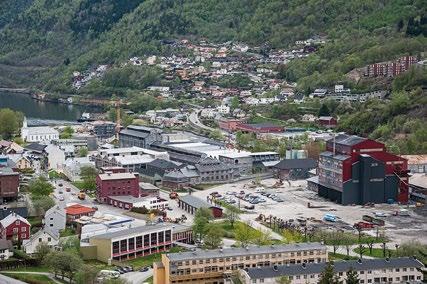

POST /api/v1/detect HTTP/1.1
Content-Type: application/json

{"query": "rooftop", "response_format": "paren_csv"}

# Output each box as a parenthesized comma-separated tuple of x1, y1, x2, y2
(274, 158, 317, 170)
(98, 172, 138, 181)
(92, 223, 189, 240)
(245, 257, 423, 279)
(179, 195, 218, 210)
(65, 204, 97, 216)
(167, 243, 326, 261)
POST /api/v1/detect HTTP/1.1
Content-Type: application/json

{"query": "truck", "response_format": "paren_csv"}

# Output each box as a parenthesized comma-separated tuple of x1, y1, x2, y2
(354, 221, 374, 230)
(362, 215, 385, 226)
(78, 192, 86, 200)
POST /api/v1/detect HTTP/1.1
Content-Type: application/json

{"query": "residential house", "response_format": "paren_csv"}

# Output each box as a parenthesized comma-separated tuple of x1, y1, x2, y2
(0, 239, 13, 260)
(0, 213, 31, 242)
(8, 155, 31, 170)
(317, 116, 337, 128)
(0, 167, 20, 203)
(22, 228, 59, 254)
(43, 206, 66, 236)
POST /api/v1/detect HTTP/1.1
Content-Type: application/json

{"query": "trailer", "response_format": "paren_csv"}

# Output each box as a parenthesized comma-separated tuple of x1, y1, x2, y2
(354, 221, 374, 230)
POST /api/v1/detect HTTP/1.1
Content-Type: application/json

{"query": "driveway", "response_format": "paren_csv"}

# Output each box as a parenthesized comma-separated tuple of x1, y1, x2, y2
(0, 273, 26, 284)
(120, 269, 153, 284)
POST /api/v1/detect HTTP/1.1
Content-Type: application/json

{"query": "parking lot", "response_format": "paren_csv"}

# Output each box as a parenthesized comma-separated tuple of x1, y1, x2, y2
(190, 178, 427, 245)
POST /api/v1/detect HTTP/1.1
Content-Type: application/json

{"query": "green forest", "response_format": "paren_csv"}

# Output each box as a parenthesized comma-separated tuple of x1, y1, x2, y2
(0, 0, 426, 92)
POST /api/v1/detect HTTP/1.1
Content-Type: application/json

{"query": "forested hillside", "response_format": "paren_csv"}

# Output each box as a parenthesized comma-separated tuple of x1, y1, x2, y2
(0, 0, 426, 91)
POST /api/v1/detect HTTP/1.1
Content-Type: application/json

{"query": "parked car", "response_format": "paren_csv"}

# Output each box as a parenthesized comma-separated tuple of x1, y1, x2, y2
(244, 205, 255, 210)
(139, 266, 149, 272)
(123, 266, 133, 272)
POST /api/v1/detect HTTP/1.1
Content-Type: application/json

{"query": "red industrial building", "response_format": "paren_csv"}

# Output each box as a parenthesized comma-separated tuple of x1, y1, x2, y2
(235, 123, 284, 134)
(96, 172, 140, 203)
(310, 134, 409, 205)
(0, 213, 31, 242)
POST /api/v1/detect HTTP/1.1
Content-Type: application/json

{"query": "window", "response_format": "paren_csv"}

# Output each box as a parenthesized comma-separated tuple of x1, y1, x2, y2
(21, 233, 26, 238)
(13, 228, 18, 234)
(22, 227, 26, 232)
(48, 237, 51, 242)
(15, 220, 20, 225)
(39, 238, 42, 242)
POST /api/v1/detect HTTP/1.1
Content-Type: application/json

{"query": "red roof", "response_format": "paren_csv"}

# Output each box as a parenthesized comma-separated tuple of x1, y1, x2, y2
(65, 204, 96, 215)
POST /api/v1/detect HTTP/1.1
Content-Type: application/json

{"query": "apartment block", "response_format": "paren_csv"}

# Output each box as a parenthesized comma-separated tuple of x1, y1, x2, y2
(240, 257, 424, 284)
(153, 243, 327, 284)
(83, 223, 192, 263)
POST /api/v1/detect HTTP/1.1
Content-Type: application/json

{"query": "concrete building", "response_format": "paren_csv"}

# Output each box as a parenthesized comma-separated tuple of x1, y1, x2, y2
(311, 134, 409, 205)
(96, 172, 140, 203)
(178, 195, 223, 218)
(240, 257, 424, 284)
(0, 167, 19, 203)
(119, 125, 163, 148)
(153, 243, 327, 284)
(82, 223, 192, 263)
(106, 196, 169, 210)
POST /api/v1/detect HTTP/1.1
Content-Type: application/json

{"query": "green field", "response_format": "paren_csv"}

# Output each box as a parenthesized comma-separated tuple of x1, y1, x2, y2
(2, 273, 56, 284)
(353, 248, 396, 258)
(123, 247, 185, 269)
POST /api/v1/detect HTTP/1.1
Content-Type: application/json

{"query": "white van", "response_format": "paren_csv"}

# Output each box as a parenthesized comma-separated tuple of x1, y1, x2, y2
(98, 270, 120, 280)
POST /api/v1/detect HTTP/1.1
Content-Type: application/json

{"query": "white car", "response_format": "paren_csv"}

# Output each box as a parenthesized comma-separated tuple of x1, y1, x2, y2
(374, 212, 388, 217)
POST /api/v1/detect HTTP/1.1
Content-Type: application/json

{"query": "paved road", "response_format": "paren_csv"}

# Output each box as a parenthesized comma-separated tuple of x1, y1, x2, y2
(0, 273, 27, 284)
(120, 269, 153, 284)
(188, 111, 215, 132)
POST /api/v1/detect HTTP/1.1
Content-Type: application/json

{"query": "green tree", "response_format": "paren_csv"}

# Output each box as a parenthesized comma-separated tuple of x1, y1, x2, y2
(230, 96, 240, 110)
(192, 207, 213, 241)
(32, 195, 55, 216)
(78, 147, 88, 157)
(234, 221, 255, 247)
(209, 129, 224, 141)
(0, 108, 23, 140)
(28, 177, 54, 197)
(318, 104, 330, 116)
(60, 126, 74, 139)
(75, 265, 99, 284)
(346, 267, 359, 284)
(276, 276, 291, 284)
(80, 166, 98, 191)
(203, 224, 223, 249)
(34, 242, 52, 263)
(318, 262, 341, 284)
(44, 250, 83, 283)
(225, 206, 240, 228)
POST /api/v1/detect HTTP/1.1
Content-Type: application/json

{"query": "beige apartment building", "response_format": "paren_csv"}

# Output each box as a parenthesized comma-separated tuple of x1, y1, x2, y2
(153, 243, 327, 284)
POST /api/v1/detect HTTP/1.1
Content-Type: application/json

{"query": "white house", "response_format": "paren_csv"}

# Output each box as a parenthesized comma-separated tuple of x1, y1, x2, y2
(22, 228, 59, 254)
(63, 157, 95, 182)
(0, 239, 13, 260)
(21, 118, 59, 143)
(217, 105, 230, 114)
(43, 206, 66, 236)
(45, 144, 65, 171)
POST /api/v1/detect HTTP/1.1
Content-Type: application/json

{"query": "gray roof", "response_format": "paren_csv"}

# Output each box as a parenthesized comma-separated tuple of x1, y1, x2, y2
(92, 223, 190, 240)
(0, 239, 12, 250)
(328, 134, 366, 147)
(246, 257, 424, 279)
(320, 152, 351, 161)
(179, 195, 217, 210)
(119, 128, 150, 138)
(274, 158, 317, 170)
(167, 243, 326, 262)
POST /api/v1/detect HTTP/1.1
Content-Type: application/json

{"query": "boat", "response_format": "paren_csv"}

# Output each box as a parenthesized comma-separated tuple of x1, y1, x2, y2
(77, 112, 95, 122)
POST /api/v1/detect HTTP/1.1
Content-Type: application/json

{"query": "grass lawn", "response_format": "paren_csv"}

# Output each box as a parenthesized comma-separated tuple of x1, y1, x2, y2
(353, 247, 396, 258)
(2, 272, 56, 284)
(84, 259, 112, 271)
(71, 181, 85, 190)
(123, 247, 185, 269)
(328, 252, 359, 261)
(7, 266, 51, 273)
(60, 227, 77, 237)
(27, 216, 43, 227)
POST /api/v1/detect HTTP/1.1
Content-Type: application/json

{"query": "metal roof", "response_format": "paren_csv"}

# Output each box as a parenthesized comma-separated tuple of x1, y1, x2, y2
(167, 243, 326, 262)
(330, 134, 366, 146)
(178, 195, 217, 210)
(245, 257, 423, 279)
(274, 158, 317, 170)
(91, 223, 189, 240)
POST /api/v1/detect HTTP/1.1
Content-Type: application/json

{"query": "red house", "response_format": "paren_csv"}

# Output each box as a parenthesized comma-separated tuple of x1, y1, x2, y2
(0, 168, 20, 202)
(96, 172, 140, 203)
(0, 213, 30, 242)
(317, 116, 337, 128)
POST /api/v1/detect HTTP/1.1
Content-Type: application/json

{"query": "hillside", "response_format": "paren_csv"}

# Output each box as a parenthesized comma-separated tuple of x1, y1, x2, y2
(0, 0, 426, 91)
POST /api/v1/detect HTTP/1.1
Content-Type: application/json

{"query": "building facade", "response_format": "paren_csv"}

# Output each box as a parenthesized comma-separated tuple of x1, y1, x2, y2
(119, 125, 163, 148)
(96, 172, 140, 202)
(240, 257, 424, 284)
(0, 168, 19, 203)
(313, 134, 409, 205)
(178, 195, 223, 218)
(0, 213, 31, 242)
(153, 243, 327, 284)
(84, 224, 192, 263)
